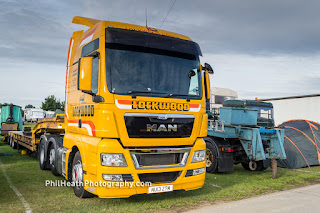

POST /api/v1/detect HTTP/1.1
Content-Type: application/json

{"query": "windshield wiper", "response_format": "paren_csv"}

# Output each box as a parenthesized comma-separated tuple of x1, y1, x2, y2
(166, 93, 195, 101)
(166, 93, 191, 97)
(127, 90, 167, 98)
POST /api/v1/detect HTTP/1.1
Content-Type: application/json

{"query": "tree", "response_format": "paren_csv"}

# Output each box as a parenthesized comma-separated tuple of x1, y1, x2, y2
(41, 95, 64, 111)
(25, 104, 35, 109)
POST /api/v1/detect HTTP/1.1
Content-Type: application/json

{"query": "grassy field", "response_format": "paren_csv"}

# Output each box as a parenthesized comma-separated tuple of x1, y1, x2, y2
(22, 122, 37, 129)
(1, 135, 320, 213)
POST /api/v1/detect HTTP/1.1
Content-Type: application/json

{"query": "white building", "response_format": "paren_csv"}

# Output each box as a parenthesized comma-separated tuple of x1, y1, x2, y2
(260, 94, 320, 126)
(210, 87, 238, 108)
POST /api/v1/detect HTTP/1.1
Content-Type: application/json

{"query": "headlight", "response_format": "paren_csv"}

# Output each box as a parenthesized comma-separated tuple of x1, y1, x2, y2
(101, 153, 127, 167)
(191, 150, 205, 163)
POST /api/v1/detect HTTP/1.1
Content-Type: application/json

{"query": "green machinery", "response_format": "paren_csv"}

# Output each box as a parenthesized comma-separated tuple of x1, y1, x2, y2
(0, 104, 23, 139)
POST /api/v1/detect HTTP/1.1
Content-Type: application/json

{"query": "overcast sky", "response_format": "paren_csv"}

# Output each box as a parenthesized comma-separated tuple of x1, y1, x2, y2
(1, 0, 319, 108)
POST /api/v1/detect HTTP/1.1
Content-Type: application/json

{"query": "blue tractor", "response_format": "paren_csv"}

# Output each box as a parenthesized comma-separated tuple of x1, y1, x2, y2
(205, 100, 286, 173)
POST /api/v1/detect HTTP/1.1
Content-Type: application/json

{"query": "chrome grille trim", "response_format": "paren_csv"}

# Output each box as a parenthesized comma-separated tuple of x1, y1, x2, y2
(129, 148, 190, 170)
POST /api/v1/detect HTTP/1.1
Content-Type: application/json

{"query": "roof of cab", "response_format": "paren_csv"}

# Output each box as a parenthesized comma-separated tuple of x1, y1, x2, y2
(223, 100, 273, 108)
(72, 16, 192, 41)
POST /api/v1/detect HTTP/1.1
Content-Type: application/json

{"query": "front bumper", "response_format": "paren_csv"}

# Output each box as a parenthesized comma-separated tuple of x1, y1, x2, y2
(83, 138, 206, 198)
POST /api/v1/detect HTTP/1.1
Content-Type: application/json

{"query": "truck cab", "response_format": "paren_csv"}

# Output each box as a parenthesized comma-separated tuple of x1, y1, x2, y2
(36, 16, 213, 198)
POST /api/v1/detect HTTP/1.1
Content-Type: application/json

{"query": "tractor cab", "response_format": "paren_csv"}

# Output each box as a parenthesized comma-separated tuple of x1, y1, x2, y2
(223, 100, 275, 128)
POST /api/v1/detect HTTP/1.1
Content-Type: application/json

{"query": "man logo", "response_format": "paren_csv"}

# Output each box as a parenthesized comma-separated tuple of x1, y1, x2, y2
(147, 124, 178, 132)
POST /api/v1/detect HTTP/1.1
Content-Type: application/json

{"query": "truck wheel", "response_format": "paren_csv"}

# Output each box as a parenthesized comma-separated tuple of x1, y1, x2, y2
(72, 151, 94, 198)
(205, 139, 219, 173)
(38, 140, 49, 170)
(49, 141, 59, 176)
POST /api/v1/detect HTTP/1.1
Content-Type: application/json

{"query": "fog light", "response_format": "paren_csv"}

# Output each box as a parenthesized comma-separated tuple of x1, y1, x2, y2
(102, 174, 123, 181)
(192, 168, 205, 176)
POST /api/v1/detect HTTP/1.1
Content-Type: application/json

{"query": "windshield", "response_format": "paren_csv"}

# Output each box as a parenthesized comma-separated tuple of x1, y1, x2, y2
(106, 44, 202, 99)
(249, 106, 274, 127)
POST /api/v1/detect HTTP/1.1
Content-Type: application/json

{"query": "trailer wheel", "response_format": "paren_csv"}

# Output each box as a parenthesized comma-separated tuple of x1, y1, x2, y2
(5, 136, 10, 144)
(48, 141, 59, 176)
(72, 151, 94, 198)
(38, 139, 49, 170)
(11, 136, 17, 149)
(9, 136, 12, 146)
(205, 138, 219, 173)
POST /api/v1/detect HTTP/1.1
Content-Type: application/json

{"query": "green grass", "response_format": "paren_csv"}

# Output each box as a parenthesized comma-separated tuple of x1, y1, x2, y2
(1, 136, 320, 212)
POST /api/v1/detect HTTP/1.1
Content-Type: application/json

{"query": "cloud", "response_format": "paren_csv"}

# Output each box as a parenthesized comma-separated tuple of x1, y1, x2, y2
(203, 53, 320, 99)
(0, 0, 81, 64)
(1, 0, 320, 106)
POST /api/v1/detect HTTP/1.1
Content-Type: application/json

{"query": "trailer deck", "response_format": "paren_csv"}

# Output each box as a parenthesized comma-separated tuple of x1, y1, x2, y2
(7, 114, 65, 152)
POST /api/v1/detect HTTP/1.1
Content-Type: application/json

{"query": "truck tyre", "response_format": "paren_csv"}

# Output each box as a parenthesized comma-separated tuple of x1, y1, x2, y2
(72, 151, 94, 198)
(205, 138, 219, 173)
(38, 139, 49, 170)
(48, 140, 59, 176)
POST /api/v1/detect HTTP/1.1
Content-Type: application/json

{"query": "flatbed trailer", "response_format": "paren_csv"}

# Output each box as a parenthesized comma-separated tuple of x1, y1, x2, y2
(7, 114, 65, 151)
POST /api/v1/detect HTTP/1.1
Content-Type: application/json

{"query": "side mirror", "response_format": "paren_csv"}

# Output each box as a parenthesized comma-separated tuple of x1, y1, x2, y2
(204, 71, 211, 100)
(78, 57, 93, 92)
(203, 63, 214, 74)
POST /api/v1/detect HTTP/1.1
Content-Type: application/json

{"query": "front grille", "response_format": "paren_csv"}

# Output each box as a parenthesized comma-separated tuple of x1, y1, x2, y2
(122, 174, 134, 182)
(136, 153, 184, 166)
(129, 147, 190, 169)
(138, 171, 181, 184)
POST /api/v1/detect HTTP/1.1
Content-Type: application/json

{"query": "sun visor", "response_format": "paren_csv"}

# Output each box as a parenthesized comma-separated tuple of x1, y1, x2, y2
(105, 28, 202, 56)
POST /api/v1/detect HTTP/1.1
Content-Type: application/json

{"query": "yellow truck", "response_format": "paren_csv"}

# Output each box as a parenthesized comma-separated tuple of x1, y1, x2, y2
(8, 16, 213, 198)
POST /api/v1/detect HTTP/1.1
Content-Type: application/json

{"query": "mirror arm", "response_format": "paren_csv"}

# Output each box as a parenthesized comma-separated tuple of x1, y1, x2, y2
(82, 91, 104, 103)
(82, 90, 95, 96)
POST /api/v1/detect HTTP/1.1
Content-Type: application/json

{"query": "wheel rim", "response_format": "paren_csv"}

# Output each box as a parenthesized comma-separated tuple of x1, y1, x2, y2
(206, 148, 213, 167)
(49, 148, 55, 165)
(40, 144, 45, 164)
(72, 160, 83, 188)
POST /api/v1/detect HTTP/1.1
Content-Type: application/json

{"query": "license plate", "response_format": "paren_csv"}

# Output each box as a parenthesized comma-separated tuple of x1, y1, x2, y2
(148, 185, 173, 194)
